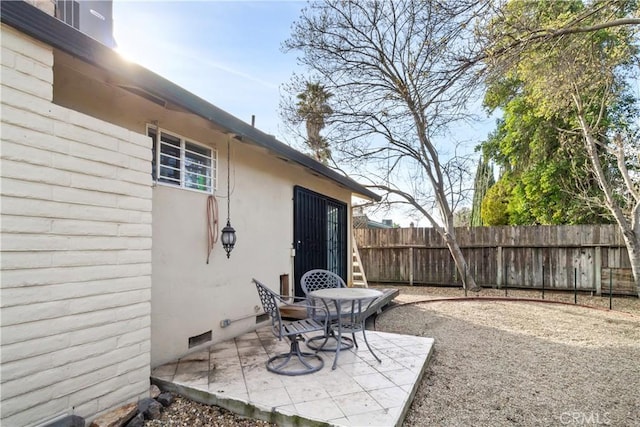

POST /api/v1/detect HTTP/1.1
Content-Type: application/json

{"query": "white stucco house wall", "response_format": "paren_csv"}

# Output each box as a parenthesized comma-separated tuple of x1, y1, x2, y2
(0, 1, 380, 426)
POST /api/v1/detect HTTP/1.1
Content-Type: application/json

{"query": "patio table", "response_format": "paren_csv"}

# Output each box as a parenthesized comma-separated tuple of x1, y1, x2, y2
(308, 287, 383, 370)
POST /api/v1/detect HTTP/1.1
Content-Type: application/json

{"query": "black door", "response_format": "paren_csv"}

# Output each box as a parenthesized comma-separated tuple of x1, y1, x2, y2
(293, 186, 347, 298)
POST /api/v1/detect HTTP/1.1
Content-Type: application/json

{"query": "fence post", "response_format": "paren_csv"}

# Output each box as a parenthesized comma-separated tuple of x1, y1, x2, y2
(464, 264, 468, 297)
(409, 247, 414, 286)
(504, 255, 508, 297)
(574, 267, 578, 304)
(497, 246, 503, 289)
(594, 246, 602, 296)
(542, 264, 545, 300)
(609, 268, 613, 310)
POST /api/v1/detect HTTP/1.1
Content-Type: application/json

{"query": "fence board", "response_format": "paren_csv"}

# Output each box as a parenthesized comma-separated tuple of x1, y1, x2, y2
(355, 224, 636, 295)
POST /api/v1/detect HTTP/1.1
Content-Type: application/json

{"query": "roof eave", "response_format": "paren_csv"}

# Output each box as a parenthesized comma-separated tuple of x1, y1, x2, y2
(0, 1, 381, 202)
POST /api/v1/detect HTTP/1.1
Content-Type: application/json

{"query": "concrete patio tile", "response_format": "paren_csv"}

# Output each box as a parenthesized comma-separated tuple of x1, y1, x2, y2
(238, 353, 267, 367)
(344, 406, 403, 426)
(332, 390, 384, 417)
(378, 346, 409, 359)
(373, 358, 406, 373)
(172, 372, 209, 387)
(249, 386, 294, 408)
(235, 335, 262, 347)
(337, 360, 379, 376)
(394, 355, 427, 372)
(313, 375, 365, 397)
(176, 358, 209, 372)
(210, 339, 238, 350)
(150, 362, 177, 381)
(366, 338, 399, 350)
(210, 346, 239, 359)
(325, 349, 360, 365)
(173, 360, 210, 386)
(294, 397, 345, 421)
(210, 354, 242, 371)
(352, 371, 397, 391)
(382, 368, 420, 386)
(277, 403, 299, 417)
(368, 386, 410, 408)
(284, 383, 331, 404)
(237, 344, 266, 356)
(180, 349, 210, 361)
(244, 373, 285, 394)
(399, 383, 413, 393)
(208, 380, 247, 396)
(151, 328, 434, 426)
(209, 367, 242, 385)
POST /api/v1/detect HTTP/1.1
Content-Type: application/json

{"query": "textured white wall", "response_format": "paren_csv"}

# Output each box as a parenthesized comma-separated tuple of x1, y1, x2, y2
(150, 137, 352, 366)
(50, 49, 354, 368)
(0, 25, 152, 426)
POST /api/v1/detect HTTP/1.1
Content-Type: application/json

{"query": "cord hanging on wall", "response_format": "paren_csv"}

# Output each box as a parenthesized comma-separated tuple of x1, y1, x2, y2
(221, 136, 236, 258)
(206, 195, 218, 264)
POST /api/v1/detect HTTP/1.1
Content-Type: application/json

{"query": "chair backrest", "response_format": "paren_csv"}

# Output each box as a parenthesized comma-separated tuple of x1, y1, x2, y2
(253, 278, 283, 339)
(300, 269, 346, 296)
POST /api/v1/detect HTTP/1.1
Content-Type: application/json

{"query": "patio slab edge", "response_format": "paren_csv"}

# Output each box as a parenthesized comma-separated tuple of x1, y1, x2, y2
(394, 337, 434, 427)
(150, 330, 435, 427)
(150, 377, 332, 427)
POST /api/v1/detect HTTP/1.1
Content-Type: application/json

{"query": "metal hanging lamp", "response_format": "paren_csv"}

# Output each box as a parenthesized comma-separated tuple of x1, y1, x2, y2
(221, 136, 236, 258)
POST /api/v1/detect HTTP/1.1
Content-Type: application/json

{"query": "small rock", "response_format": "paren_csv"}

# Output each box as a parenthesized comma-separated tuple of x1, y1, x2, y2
(138, 397, 163, 420)
(89, 402, 137, 427)
(149, 384, 161, 399)
(124, 412, 144, 427)
(156, 392, 175, 407)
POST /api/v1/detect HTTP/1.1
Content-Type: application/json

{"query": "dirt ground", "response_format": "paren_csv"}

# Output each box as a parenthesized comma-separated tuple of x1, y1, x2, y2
(374, 285, 640, 426)
(146, 285, 640, 426)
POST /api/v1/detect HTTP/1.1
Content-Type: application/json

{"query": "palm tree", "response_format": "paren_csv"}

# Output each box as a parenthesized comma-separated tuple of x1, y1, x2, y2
(296, 82, 333, 164)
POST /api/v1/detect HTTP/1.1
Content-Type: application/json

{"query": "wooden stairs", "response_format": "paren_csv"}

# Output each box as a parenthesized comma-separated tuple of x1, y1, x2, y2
(352, 235, 368, 288)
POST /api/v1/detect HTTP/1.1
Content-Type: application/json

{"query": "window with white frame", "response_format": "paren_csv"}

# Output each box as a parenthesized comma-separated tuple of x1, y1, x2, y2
(147, 126, 216, 193)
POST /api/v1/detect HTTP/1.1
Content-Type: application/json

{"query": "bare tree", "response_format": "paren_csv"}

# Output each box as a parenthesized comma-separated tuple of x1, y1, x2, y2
(284, 0, 488, 290)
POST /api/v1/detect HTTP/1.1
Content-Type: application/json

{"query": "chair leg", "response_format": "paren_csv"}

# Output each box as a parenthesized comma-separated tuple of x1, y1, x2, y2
(361, 329, 381, 363)
(266, 336, 324, 376)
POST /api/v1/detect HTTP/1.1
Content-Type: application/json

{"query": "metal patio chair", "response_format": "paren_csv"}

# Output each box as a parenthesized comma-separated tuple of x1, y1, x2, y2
(253, 278, 329, 375)
(300, 269, 356, 351)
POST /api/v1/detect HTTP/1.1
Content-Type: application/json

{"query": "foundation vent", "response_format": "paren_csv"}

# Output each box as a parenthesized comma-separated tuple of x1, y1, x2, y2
(256, 313, 270, 324)
(188, 330, 212, 348)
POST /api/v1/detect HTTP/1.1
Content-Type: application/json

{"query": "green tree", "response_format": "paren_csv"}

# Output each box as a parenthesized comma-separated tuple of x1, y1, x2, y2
(481, 177, 513, 226)
(296, 82, 333, 164)
(470, 156, 494, 226)
(480, 0, 640, 294)
(480, 79, 612, 225)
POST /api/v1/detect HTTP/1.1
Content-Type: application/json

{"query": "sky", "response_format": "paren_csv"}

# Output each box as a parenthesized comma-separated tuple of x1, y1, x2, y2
(111, 1, 496, 226)
(113, 0, 304, 141)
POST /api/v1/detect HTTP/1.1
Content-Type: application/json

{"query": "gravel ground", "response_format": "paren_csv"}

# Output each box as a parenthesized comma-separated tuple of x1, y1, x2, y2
(146, 286, 640, 426)
(144, 396, 273, 427)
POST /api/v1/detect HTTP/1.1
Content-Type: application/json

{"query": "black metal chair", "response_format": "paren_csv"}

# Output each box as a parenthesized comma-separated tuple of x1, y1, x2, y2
(253, 278, 329, 375)
(300, 269, 355, 351)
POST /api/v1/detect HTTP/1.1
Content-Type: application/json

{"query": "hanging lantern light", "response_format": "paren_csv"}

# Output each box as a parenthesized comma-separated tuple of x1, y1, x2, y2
(221, 219, 236, 258)
(221, 136, 236, 258)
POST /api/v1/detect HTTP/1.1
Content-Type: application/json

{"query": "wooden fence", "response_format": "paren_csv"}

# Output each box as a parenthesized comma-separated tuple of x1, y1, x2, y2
(354, 225, 637, 295)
